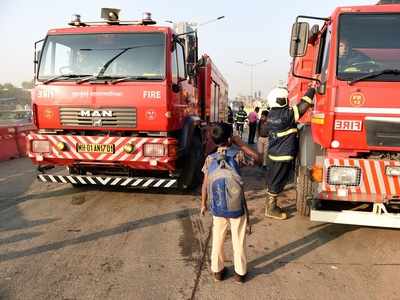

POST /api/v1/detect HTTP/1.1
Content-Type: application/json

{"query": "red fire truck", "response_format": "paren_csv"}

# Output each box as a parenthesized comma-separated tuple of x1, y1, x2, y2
(289, 1, 400, 227)
(28, 9, 228, 189)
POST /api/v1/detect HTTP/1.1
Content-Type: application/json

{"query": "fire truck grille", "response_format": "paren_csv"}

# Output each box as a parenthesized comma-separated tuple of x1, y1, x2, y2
(59, 107, 137, 128)
(365, 119, 400, 147)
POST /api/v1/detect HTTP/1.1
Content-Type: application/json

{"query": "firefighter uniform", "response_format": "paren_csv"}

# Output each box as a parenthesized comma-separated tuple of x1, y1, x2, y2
(235, 108, 248, 134)
(264, 87, 316, 220)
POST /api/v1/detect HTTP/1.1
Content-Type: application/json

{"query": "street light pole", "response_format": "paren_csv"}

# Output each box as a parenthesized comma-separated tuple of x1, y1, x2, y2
(165, 16, 225, 29)
(235, 59, 268, 99)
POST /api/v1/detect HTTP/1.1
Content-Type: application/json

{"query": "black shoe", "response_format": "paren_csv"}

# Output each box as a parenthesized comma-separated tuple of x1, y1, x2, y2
(234, 272, 246, 284)
(213, 268, 226, 282)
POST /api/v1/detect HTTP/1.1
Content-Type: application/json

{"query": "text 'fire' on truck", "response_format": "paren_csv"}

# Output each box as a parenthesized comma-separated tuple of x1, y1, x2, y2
(28, 9, 228, 189)
(289, 1, 400, 228)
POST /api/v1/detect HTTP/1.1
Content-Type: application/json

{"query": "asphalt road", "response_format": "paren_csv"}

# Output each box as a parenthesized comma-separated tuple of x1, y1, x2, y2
(0, 158, 400, 300)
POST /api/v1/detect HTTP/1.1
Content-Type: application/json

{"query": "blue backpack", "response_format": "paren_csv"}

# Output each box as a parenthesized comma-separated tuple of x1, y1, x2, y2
(207, 148, 245, 218)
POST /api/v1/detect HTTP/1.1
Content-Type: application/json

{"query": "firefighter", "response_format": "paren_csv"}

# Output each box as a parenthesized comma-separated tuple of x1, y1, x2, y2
(264, 84, 316, 220)
(235, 105, 247, 138)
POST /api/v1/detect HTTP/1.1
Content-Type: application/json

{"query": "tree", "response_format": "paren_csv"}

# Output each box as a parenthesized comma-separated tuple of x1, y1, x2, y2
(21, 80, 34, 90)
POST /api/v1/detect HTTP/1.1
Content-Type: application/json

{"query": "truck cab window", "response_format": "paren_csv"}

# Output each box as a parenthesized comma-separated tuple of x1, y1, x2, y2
(38, 33, 166, 81)
(315, 27, 331, 83)
(337, 13, 400, 81)
(41, 41, 72, 76)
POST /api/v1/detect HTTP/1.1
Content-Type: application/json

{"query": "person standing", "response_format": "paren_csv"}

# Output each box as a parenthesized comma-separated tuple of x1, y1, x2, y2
(264, 85, 316, 220)
(235, 105, 248, 138)
(227, 106, 234, 129)
(247, 107, 260, 144)
(200, 123, 260, 283)
(257, 110, 269, 168)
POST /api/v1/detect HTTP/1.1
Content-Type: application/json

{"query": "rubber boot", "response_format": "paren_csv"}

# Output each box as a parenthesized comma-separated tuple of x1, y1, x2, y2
(265, 195, 287, 220)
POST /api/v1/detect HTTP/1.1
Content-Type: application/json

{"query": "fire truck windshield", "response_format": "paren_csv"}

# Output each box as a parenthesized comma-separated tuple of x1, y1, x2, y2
(337, 13, 400, 82)
(38, 33, 165, 82)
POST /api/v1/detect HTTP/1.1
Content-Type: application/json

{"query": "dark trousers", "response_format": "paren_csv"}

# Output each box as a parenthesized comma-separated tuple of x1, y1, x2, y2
(248, 122, 257, 144)
(266, 160, 295, 194)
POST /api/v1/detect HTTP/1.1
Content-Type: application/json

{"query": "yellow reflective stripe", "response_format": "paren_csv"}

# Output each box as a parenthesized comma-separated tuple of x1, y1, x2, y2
(276, 128, 298, 138)
(293, 105, 300, 122)
(301, 96, 313, 105)
(268, 154, 294, 161)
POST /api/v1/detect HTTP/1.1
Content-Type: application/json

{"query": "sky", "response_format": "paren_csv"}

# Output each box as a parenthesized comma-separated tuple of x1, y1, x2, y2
(0, 0, 375, 98)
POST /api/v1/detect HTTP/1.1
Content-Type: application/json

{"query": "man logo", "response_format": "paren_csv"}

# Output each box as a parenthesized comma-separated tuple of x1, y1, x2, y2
(80, 110, 113, 117)
(92, 119, 102, 127)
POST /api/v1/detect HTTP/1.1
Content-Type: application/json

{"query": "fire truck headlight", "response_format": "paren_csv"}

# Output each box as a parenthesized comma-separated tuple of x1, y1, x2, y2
(327, 166, 361, 186)
(386, 166, 400, 177)
(143, 143, 165, 157)
(123, 144, 135, 154)
(32, 140, 50, 153)
(56, 142, 66, 151)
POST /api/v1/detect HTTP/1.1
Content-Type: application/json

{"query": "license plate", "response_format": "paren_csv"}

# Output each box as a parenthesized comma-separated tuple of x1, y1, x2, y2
(76, 144, 115, 154)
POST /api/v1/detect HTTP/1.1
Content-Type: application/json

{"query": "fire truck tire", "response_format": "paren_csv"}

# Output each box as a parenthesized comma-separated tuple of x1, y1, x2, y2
(179, 136, 203, 190)
(296, 166, 312, 217)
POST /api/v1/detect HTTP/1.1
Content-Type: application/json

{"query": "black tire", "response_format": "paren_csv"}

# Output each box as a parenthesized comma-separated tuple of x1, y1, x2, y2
(296, 165, 313, 217)
(179, 136, 204, 190)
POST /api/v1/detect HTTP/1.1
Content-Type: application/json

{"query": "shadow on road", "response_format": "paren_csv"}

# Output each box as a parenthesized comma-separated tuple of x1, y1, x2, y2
(0, 232, 42, 246)
(0, 207, 198, 263)
(2, 186, 84, 210)
(247, 223, 359, 280)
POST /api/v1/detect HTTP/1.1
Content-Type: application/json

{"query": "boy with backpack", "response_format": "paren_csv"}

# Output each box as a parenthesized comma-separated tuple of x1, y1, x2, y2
(200, 123, 260, 283)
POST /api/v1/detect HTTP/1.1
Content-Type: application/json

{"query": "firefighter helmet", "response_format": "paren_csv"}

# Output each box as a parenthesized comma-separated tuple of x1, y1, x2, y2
(267, 87, 289, 108)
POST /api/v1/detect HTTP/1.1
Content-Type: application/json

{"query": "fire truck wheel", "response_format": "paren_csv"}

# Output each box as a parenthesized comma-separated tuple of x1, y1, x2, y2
(179, 136, 203, 190)
(296, 166, 313, 217)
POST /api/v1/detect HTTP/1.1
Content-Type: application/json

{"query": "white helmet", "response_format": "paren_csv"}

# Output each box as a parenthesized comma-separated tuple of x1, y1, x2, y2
(267, 87, 289, 108)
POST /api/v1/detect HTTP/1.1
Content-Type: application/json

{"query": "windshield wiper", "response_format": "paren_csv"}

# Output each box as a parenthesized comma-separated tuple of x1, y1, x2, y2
(76, 75, 121, 84)
(110, 76, 162, 84)
(349, 69, 400, 85)
(42, 74, 91, 84)
(77, 44, 162, 84)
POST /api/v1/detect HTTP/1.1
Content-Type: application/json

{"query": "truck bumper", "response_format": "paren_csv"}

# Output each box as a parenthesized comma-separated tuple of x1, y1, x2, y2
(38, 174, 178, 188)
(310, 204, 400, 228)
(27, 133, 177, 171)
(321, 158, 400, 203)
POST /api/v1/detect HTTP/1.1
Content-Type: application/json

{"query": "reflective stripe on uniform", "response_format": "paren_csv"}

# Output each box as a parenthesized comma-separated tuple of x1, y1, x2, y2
(292, 105, 300, 122)
(301, 96, 313, 104)
(268, 154, 294, 161)
(276, 128, 298, 138)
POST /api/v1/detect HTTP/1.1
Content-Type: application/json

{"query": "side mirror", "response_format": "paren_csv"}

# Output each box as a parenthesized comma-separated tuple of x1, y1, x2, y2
(34, 50, 41, 64)
(34, 39, 44, 78)
(290, 22, 309, 57)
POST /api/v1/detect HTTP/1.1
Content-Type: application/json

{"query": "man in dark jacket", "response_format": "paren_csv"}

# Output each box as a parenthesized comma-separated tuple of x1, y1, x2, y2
(235, 106, 248, 137)
(264, 85, 316, 220)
